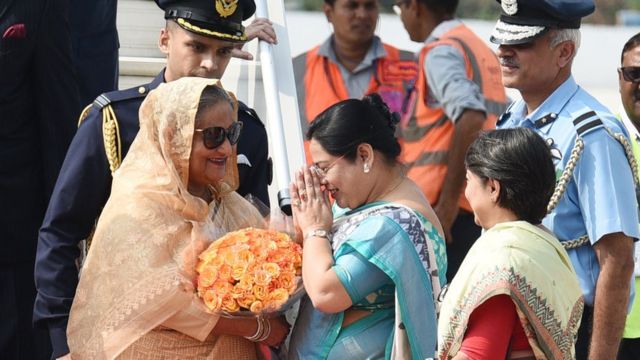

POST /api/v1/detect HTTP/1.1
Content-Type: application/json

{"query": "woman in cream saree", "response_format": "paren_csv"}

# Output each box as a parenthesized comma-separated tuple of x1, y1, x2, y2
(66, 77, 288, 359)
(438, 128, 583, 360)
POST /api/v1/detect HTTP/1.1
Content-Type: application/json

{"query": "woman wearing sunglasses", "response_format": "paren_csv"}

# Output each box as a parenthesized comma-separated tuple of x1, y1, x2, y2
(66, 77, 289, 359)
(287, 94, 445, 359)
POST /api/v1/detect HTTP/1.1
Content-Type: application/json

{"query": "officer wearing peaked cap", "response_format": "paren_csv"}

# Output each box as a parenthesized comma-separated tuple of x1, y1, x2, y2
(157, 0, 256, 42)
(33, 1, 277, 357)
(490, 0, 594, 45)
(493, 1, 640, 358)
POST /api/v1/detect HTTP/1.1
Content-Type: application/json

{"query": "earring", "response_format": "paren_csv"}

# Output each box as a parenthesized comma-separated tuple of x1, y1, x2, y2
(363, 163, 370, 173)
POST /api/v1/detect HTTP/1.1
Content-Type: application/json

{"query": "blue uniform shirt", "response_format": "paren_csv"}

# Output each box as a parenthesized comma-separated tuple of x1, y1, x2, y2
(498, 76, 639, 307)
(33, 70, 271, 357)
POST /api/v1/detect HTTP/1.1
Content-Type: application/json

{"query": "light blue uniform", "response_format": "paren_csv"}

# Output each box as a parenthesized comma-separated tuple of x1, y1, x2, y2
(498, 76, 639, 307)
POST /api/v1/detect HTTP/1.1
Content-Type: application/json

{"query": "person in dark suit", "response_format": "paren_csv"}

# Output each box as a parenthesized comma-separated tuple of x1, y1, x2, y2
(33, 0, 277, 358)
(69, 0, 119, 106)
(0, 0, 81, 359)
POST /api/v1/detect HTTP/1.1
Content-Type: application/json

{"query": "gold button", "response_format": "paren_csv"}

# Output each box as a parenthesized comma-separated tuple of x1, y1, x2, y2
(138, 86, 146, 94)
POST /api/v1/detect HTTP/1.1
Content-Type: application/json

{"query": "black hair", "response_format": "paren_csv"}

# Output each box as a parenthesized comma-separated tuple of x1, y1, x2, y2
(465, 128, 555, 224)
(416, 0, 458, 15)
(306, 93, 401, 164)
(195, 85, 234, 126)
(622, 32, 640, 65)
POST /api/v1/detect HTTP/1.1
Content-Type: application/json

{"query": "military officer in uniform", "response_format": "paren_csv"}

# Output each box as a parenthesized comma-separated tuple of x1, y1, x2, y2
(492, 0, 639, 358)
(33, 0, 277, 358)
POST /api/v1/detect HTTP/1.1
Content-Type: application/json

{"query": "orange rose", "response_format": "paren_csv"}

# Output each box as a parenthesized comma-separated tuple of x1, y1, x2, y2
(250, 300, 264, 313)
(236, 249, 254, 264)
(236, 293, 256, 309)
(197, 251, 217, 269)
(268, 288, 289, 304)
(232, 283, 251, 298)
(231, 263, 248, 281)
(217, 264, 233, 282)
(267, 251, 286, 264)
(238, 273, 254, 288)
(211, 280, 233, 294)
(221, 296, 240, 312)
(261, 263, 281, 278)
(253, 285, 268, 300)
(222, 248, 237, 265)
(197, 267, 218, 288)
(196, 228, 302, 314)
(278, 272, 295, 293)
(267, 240, 278, 251)
(253, 269, 272, 286)
(202, 289, 222, 311)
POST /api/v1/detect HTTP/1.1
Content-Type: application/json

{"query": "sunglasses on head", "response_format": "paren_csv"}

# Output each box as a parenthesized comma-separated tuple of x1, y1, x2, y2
(195, 121, 243, 149)
(620, 66, 640, 83)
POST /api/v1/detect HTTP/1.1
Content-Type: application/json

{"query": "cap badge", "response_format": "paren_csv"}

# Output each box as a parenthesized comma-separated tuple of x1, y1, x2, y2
(215, 0, 238, 18)
(501, 0, 518, 16)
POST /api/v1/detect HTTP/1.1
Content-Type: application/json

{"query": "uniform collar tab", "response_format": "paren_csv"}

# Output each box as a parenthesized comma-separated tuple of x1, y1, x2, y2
(525, 76, 579, 133)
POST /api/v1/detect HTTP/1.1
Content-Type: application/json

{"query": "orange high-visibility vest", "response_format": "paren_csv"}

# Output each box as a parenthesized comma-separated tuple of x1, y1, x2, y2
(399, 24, 507, 212)
(293, 42, 418, 163)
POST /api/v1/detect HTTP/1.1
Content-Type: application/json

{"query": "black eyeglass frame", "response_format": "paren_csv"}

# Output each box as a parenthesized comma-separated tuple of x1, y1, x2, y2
(619, 66, 640, 83)
(195, 121, 243, 149)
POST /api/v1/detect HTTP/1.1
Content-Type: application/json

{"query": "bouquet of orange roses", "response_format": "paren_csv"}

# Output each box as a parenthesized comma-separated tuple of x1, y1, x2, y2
(196, 227, 303, 316)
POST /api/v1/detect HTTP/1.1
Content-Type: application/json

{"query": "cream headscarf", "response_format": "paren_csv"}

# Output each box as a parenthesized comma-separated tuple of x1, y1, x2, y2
(67, 77, 264, 359)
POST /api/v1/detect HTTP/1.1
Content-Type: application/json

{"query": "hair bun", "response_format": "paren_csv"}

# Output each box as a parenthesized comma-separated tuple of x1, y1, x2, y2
(363, 93, 399, 131)
(389, 112, 400, 129)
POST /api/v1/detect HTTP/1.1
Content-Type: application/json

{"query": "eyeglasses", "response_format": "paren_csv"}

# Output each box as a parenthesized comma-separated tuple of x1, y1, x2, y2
(620, 66, 640, 83)
(311, 154, 346, 178)
(195, 121, 243, 149)
(392, 1, 405, 15)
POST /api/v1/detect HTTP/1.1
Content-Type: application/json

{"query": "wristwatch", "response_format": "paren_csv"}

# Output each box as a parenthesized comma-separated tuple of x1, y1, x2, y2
(304, 229, 331, 241)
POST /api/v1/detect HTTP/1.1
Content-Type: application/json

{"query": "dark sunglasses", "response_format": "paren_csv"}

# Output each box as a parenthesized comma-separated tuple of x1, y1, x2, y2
(620, 66, 640, 83)
(195, 121, 243, 149)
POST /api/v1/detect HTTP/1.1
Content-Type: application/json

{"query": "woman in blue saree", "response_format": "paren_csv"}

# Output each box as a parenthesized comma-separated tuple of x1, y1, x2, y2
(287, 94, 445, 359)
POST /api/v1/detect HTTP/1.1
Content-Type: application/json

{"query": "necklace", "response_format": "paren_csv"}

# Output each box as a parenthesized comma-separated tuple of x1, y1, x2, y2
(378, 175, 405, 201)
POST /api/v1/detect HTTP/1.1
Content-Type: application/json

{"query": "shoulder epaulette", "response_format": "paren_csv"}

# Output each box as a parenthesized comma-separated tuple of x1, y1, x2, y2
(77, 85, 152, 128)
(572, 110, 603, 137)
(92, 85, 151, 175)
(91, 85, 151, 111)
(548, 109, 638, 247)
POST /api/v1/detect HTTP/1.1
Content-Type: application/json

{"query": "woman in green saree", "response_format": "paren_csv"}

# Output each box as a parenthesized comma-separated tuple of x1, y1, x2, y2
(287, 94, 446, 359)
